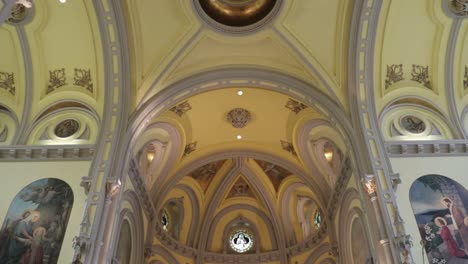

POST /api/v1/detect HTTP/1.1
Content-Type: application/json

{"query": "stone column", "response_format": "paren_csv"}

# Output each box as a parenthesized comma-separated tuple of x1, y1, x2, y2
(97, 179, 122, 264)
(362, 175, 393, 264)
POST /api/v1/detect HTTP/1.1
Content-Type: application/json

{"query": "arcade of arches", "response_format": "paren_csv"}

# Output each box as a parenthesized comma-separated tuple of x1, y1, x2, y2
(1, 0, 468, 263)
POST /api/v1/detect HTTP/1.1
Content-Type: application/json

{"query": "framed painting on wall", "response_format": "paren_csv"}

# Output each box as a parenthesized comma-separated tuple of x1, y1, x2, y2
(410, 174, 468, 263)
(0, 178, 74, 264)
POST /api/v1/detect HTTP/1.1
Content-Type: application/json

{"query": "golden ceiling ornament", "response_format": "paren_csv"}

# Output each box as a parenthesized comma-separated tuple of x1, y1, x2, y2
(226, 108, 252, 128)
(194, 0, 282, 33)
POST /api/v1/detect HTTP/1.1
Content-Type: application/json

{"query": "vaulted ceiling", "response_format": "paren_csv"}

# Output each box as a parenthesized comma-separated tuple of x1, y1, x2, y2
(2, 0, 468, 259)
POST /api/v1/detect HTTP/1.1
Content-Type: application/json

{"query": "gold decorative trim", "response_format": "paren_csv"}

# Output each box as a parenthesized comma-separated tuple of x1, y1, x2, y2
(385, 64, 404, 89)
(47, 68, 67, 94)
(411, 65, 431, 89)
(464, 66, 468, 90)
(169, 101, 192, 117)
(280, 140, 296, 156)
(74, 69, 93, 93)
(285, 98, 307, 114)
(0, 72, 15, 95)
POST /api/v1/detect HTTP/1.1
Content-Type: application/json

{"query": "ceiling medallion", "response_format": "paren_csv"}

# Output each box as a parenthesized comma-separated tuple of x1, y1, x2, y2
(226, 108, 252, 128)
(400, 116, 426, 134)
(229, 230, 254, 253)
(54, 119, 80, 138)
(194, 0, 282, 34)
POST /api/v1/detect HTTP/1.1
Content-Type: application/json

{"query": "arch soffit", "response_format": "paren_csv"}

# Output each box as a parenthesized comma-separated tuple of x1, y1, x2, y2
(126, 68, 354, 157)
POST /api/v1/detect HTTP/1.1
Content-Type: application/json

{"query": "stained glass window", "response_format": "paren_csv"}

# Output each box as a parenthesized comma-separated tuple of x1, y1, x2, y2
(229, 230, 254, 253)
(314, 209, 321, 229)
(162, 210, 169, 231)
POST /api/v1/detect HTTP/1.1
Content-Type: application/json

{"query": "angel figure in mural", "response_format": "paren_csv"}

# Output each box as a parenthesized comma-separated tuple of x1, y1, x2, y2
(0, 210, 41, 264)
(442, 197, 468, 254)
(20, 185, 60, 205)
(435, 217, 468, 259)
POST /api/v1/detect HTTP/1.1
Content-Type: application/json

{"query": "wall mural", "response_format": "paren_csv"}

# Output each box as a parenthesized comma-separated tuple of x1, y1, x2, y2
(410, 175, 468, 264)
(0, 178, 74, 264)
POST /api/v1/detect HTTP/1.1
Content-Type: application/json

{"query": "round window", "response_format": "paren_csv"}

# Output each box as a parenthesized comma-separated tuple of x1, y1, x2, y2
(229, 230, 254, 253)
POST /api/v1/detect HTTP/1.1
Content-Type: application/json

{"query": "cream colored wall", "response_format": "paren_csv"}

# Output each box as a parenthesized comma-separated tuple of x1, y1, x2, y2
(390, 156, 468, 264)
(0, 161, 90, 263)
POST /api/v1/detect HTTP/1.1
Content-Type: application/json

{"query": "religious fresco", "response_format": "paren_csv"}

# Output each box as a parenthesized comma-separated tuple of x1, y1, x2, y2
(0, 178, 74, 264)
(410, 175, 468, 264)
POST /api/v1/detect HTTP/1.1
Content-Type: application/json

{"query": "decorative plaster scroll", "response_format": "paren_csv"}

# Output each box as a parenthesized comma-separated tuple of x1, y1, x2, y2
(74, 68, 93, 93)
(0, 145, 95, 161)
(47, 68, 67, 93)
(285, 98, 307, 114)
(385, 64, 404, 89)
(0, 72, 15, 95)
(464, 66, 468, 90)
(169, 101, 192, 117)
(280, 140, 296, 156)
(184, 141, 197, 156)
(386, 140, 468, 156)
(411, 65, 431, 89)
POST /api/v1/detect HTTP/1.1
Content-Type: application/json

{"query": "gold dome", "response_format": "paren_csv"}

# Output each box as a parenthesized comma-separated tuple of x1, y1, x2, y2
(198, 0, 278, 27)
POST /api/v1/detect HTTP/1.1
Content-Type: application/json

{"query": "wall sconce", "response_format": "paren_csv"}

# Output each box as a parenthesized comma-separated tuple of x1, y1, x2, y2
(146, 152, 155, 163)
(323, 142, 334, 162)
(323, 150, 333, 162)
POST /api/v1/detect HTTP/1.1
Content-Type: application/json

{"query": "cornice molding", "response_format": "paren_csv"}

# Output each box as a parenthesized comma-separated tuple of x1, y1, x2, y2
(152, 215, 329, 261)
(0, 144, 94, 161)
(385, 140, 468, 157)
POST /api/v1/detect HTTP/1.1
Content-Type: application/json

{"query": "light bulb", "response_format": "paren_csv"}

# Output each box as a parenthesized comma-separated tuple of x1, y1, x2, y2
(59, 0, 67, 3)
(236, 135, 242, 140)
(237, 90, 244, 96)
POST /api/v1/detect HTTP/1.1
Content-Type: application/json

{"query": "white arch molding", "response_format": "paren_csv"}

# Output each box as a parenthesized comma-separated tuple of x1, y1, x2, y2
(106, 68, 374, 262)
